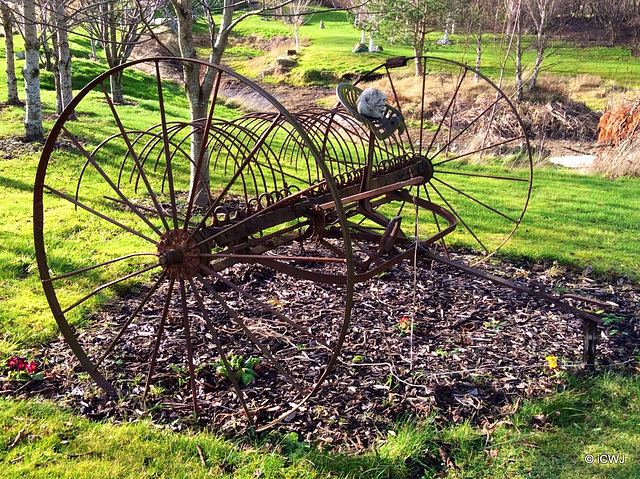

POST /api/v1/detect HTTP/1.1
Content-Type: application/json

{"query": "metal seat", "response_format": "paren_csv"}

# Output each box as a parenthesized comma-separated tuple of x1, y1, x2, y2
(336, 83, 405, 141)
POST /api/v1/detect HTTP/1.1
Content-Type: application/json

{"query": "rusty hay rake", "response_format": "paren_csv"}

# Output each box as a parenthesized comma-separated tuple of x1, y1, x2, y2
(34, 56, 603, 430)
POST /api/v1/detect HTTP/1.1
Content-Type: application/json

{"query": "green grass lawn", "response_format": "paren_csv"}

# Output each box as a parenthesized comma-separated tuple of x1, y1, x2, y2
(0, 12, 639, 479)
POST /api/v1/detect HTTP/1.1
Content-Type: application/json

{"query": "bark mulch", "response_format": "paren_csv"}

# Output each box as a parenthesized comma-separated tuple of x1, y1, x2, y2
(3, 251, 638, 449)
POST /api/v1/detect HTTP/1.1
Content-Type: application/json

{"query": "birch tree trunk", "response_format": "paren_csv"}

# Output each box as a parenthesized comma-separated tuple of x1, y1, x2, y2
(54, 0, 75, 118)
(0, 2, 21, 105)
(514, 16, 523, 102)
(22, 0, 44, 142)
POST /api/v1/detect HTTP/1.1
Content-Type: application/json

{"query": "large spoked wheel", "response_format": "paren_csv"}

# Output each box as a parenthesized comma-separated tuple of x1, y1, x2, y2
(34, 57, 355, 429)
(353, 56, 533, 260)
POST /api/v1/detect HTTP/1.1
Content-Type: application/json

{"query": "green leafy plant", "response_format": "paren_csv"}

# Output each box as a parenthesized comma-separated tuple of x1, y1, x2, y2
(214, 355, 261, 386)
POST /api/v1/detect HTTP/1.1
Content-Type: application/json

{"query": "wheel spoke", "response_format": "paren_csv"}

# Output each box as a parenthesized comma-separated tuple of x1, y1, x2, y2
(61, 263, 160, 314)
(62, 127, 163, 237)
(429, 182, 489, 254)
(428, 96, 503, 161)
(424, 67, 468, 157)
(432, 135, 526, 167)
(432, 177, 519, 223)
(432, 169, 530, 182)
(155, 60, 179, 230)
(143, 277, 175, 401)
(93, 272, 166, 370)
(419, 57, 427, 151)
(179, 280, 199, 414)
(99, 82, 171, 232)
(196, 274, 305, 396)
(423, 184, 449, 257)
(186, 278, 254, 425)
(199, 265, 332, 349)
(43, 184, 156, 244)
(44, 252, 157, 283)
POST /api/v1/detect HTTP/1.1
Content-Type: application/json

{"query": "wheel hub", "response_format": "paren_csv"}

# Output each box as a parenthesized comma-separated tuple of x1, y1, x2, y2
(157, 229, 203, 280)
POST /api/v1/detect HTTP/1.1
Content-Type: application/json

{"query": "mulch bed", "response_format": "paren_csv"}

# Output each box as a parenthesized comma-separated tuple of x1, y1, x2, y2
(2, 251, 639, 449)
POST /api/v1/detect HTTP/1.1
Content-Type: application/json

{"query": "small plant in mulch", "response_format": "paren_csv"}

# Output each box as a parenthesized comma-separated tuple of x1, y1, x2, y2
(396, 315, 412, 335)
(213, 355, 262, 386)
(4, 356, 44, 382)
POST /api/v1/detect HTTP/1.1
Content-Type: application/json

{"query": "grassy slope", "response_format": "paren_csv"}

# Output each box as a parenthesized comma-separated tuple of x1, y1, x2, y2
(0, 14, 639, 479)
(228, 11, 640, 88)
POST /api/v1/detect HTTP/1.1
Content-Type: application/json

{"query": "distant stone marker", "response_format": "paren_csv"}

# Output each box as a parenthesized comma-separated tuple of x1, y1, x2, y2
(319, 20, 324, 29)
(352, 43, 368, 53)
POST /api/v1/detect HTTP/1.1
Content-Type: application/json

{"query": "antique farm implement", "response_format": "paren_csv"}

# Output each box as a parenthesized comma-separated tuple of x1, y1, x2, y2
(34, 56, 602, 429)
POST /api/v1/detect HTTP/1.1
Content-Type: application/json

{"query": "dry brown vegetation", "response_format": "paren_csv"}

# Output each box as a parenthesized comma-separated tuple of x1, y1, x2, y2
(592, 100, 640, 177)
(362, 73, 600, 143)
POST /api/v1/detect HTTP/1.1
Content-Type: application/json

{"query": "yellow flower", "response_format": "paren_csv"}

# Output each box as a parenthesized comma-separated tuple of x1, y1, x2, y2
(545, 355, 558, 369)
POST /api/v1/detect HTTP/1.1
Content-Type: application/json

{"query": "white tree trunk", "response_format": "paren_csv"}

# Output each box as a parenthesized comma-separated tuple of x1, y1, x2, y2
(294, 22, 300, 51)
(361, 29, 366, 44)
(475, 25, 482, 83)
(55, 0, 76, 118)
(1, 3, 20, 105)
(369, 35, 374, 52)
(22, 0, 44, 142)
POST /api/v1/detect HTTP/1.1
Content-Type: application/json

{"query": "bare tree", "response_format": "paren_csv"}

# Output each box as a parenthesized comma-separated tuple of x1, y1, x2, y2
(525, 0, 557, 91)
(52, 0, 75, 117)
(146, 0, 318, 205)
(0, 0, 21, 105)
(280, 0, 315, 52)
(22, 0, 44, 141)
(588, 0, 635, 43)
(82, 0, 159, 103)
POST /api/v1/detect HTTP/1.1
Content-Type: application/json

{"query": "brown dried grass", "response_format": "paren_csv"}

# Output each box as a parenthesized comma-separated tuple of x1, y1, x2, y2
(593, 100, 640, 177)
(591, 139, 640, 178)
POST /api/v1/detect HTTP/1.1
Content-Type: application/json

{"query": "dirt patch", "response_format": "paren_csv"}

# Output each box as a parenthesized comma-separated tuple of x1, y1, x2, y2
(3, 250, 638, 448)
(228, 34, 294, 52)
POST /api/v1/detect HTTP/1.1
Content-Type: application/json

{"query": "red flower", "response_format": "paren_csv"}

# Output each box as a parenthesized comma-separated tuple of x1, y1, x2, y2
(6, 357, 19, 369)
(26, 362, 37, 374)
(17, 360, 27, 371)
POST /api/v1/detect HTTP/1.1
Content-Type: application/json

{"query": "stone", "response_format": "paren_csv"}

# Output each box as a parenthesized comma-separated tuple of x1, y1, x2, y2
(319, 20, 324, 29)
(352, 42, 368, 53)
(374, 45, 384, 52)
(357, 88, 387, 119)
(15, 51, 24, 60)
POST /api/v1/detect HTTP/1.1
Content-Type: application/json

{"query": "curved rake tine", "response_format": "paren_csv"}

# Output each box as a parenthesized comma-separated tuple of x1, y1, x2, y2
(143, 277, 175, 402)
(183, 69, 223, 229)
(93, 272, 166, 370)
(186, 278, 254, 426)
(196, 274, 305, 397)
(187, 113, 284, 241)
